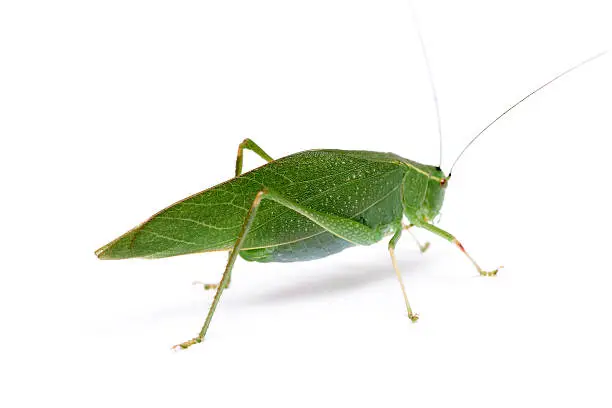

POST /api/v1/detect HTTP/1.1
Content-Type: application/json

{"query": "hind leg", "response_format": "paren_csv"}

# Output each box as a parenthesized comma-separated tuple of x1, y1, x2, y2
(173, 188, 386, 349)
(173, 190, 269, 349)
(193, 138, 273, 291)
(192, 251, 233, 290)
(235, 138, 274, 176)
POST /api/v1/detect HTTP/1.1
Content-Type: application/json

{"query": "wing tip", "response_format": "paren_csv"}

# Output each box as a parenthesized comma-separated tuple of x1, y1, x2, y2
(94, 228, 139, 260)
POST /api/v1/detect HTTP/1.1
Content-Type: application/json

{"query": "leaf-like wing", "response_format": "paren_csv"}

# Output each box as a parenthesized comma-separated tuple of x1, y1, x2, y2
(96, 150, 406, 259)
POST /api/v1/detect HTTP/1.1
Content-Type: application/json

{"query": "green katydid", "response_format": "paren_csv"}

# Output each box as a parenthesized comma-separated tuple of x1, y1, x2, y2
(95, 53, 604, 349)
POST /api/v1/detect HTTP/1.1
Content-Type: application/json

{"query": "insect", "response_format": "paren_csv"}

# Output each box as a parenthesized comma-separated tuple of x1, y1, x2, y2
(95, 47, 604, 349)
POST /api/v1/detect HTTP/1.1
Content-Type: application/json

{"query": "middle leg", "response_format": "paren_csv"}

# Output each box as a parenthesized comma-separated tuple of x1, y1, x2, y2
(389, 229, 419, 322)
(403, 223, 430, 253)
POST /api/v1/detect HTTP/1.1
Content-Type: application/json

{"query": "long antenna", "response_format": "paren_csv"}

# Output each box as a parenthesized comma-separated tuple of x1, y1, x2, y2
(408, 0, 443, 167)
(449, 51, 607, 175)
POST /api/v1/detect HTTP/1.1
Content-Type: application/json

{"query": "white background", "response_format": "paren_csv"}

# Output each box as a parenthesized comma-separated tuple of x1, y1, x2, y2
(2, 1, 611, 407)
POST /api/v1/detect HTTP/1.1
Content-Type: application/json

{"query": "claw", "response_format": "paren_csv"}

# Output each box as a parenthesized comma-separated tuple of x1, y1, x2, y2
(193, 281, 226, 290)
(172, 337, 201, 351)
(409, 313, 419, 323)
(479, 266, 503, 277)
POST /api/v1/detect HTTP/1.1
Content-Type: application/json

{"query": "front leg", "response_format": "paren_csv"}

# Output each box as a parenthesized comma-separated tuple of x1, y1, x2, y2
(417, 223, 502, 276)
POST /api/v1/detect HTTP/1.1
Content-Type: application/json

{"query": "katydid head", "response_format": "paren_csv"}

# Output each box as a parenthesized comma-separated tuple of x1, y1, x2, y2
(402, 165, 448, 225)
(422, 167, 449, 223)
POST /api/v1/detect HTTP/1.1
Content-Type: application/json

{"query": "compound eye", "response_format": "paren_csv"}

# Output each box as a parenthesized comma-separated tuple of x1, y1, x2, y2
(440, 178, 447, 188)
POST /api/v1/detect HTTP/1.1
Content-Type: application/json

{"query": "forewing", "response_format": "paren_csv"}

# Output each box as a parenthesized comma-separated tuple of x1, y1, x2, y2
(241, 150, 405, 249)
(96, 150, 405, 259)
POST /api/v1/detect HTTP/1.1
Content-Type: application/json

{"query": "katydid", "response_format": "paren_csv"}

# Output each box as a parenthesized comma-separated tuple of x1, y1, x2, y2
(95, 54, 604, 349)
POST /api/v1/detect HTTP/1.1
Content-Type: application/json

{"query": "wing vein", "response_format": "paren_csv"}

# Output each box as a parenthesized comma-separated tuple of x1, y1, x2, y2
(140, 230, 197, 245)
(155, 216, 242, 231)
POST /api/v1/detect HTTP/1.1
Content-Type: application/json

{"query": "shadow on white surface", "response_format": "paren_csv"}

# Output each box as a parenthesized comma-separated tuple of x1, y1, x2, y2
(237, 258, 422, 305)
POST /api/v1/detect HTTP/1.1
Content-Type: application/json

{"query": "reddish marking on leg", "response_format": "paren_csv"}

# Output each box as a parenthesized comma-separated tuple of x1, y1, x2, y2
(454, 239, 466, 253)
